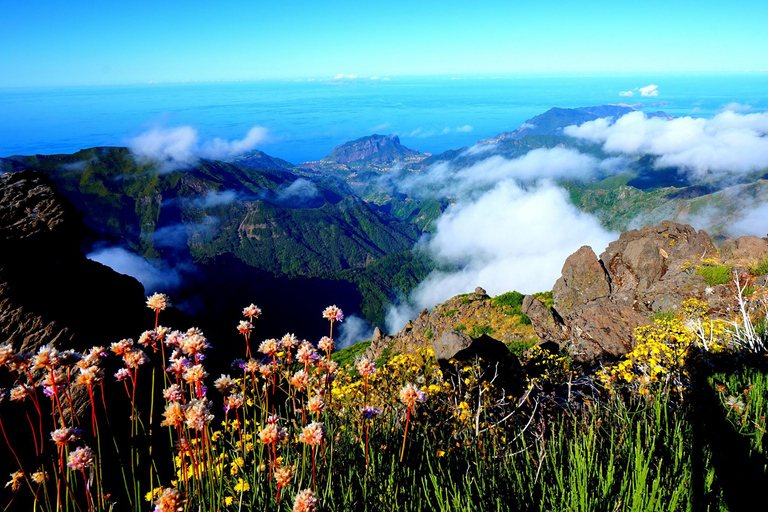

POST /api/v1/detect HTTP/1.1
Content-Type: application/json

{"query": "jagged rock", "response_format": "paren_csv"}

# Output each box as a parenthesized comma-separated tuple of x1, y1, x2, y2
(720, 236, 768, 264)
(475, 286, 487, 296)
(525, 221, 736, 366)
(432, 330, 474, 361)
(371, 327, 383, 343)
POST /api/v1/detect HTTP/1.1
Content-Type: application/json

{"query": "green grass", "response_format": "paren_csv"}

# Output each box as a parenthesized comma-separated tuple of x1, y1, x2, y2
(468, 325, 494, 338)
(696, 264, 732, 286)
(650, 310, 676, 323)
(751, 255, 768, 277)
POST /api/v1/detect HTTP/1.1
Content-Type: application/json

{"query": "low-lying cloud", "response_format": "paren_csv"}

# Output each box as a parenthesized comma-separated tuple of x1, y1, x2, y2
(127, 126, 268, 171)
(386, 180, 615, 332)
(336, 315, 375, 350)
(87, 246, 183, 292)
(564, 110, 768, 181)
(618, 84, 659, 98)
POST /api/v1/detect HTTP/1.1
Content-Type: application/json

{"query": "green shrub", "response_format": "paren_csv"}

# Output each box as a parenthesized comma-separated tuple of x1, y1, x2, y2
(455, 324, 467, 332)
(424, 328, 434, 340)
(650, 310, 676, 323)
(443, 309, 458, 317)
(751, 256, 768, 277)
(517, 314, 532, 326)
(507, 339, 537, 357)
(491, 291, 524, 309)
(468, 324, 494, 338)
(696, 264, 732, 286)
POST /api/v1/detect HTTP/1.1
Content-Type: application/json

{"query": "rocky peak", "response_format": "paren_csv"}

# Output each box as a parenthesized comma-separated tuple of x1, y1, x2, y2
(524, 221, 768, 366)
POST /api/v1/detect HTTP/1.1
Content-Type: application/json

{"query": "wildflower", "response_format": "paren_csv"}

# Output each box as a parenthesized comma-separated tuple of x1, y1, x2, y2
(51, 427, 83, 446)
(243, 359, 259, 374)
(234, 478, 250, 493)
(10, 385, 29, 402)
(163, 384, 184, 402)
(183, 364, 208, 385)
(180, 331, 209, 357)
(0, 344, 14, 367)
(165, 331, 184, 348)
(296, 343, 317, 366)
(75, 366, 104, 386)
(31, 469, 48, 485)
(110, 339, 133, 356)
(318, 336, 334, 354)
(258, 338, 280, 357)
(161, 403, 186, 428)
(308, 395, 326, 415)
(237, 320, 253, 335)
(123, 348, 149, 369)
(214, 374, 236, 394)
(361, 405, 383, 419)
(154, 487, 184, 512)
(67, 446, 95, 471)
(267, 414, 280, 424)
(399, 383, 426, 409)
(258, 363, 274, 379)
(138, 330, 158, 348)
(322, 305, 343, 323)
(33, 346, 59, 370)
(299, 422, 325, 447)
(357, 358, 377, 377)
(281, 333, 299, 350)
(5, 470, 24, 491)
(275, 464, 294, 487)
(224, 394, 245, 412)
(224, 497, 234, 506)
(290, 370, 309, 389)
(293, 489, 318, 512)
(146, 293, 169, 312)
(184, 399, 214, 430)
(259, 424, 287, 445)
(242, 303, 262, 319)
(167, 357, 189, 377)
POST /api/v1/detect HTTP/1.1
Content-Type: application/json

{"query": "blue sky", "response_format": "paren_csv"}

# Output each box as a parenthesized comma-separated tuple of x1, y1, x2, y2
(1, 0, 767, 87)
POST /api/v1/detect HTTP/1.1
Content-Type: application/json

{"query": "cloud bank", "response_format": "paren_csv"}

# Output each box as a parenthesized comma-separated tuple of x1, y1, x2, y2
(564, 110, 768, 181)
(127, 126, 268, 171)
(88, 247, 183, 292)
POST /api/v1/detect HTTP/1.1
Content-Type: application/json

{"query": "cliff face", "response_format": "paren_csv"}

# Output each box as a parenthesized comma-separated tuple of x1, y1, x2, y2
(523, 221, 768, 365)
(0, 171, 148, 355)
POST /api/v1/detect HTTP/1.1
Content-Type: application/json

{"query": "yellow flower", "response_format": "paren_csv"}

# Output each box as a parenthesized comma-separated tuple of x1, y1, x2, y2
(234, 478, 250, 493)
(224, 497, 234, 506)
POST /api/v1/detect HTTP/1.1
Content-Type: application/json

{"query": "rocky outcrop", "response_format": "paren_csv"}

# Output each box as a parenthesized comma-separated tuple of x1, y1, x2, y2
(523, 221, 750, 365)
(365, 289, 537, 364)
(0, 171, 149, 359)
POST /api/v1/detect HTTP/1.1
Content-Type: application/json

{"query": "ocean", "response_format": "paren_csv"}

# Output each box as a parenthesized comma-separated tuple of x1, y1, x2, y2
(2, 73, 767, 164)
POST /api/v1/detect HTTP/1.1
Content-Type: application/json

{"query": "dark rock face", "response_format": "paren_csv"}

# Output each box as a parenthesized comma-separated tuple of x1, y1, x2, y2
(0, 171, 148, 357)
(523, 221, 741, 365)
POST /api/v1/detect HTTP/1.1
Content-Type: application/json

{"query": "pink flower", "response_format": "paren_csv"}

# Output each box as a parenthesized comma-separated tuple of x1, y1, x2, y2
(242, 304, 262, 319)
(399, 383, 426, 409)
(322, 305, 343, 322)
(298, 422, 325, 447)
(293, 489, 318, 512)
(318, 336, 335, 354)
(51, 427, 83, 446)
(146, 293, 169, 312)
(356, 358, 377, 377)
(237, 320, 253, 335)
(67, 446, 95, 471)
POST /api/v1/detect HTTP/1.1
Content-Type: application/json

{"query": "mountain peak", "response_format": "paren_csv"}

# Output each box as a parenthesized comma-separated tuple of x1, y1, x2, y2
(300, 134, 427, 172)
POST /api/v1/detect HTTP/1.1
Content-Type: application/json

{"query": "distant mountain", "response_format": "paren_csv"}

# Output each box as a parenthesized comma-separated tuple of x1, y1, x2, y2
(300, 134, 429, 172)
(230, 149, 296, 172)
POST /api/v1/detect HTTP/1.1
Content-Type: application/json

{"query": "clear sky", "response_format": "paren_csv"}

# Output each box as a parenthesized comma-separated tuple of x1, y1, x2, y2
(1, 0, 767, 87)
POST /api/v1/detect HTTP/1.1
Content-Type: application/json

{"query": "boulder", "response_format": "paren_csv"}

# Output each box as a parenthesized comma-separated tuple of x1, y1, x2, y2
(432, 330, 474, 361)
(720, 236, 768, 264)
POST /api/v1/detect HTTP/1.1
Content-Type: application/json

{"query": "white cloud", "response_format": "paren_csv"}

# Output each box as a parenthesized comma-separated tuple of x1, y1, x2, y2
(619, 90, 635, 97)
(194, 190, 239, 208)
(333, 73, 358, 80)
(456, 125, 474, 133)
(729, 204, 768, 237)
(371, 122, 391, 132)
(370, 76, 381, 80)
(386, 181, 615, 331)
(336, 315, 374, 349)
(88, 247, 182, 292)
(127, 125, 268, 171)
(564, 110, 768, 180)
(277, 178, 319, 202)
(722, 102, 753, 113)
(639, 84, 659, 97)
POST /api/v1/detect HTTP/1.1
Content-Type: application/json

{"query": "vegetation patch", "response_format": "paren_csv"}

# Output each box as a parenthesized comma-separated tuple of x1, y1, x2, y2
(696, 264, 732, 285)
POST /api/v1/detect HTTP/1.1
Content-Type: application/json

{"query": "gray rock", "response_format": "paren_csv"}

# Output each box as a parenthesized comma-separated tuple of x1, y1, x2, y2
(432, 330, 474, 361)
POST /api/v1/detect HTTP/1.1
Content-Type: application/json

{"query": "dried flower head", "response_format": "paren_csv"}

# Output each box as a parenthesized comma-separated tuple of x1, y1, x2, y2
(75, 366, 104, 387)
(296, 343, 317, 366)
(243, 359, 259, 374)
(123, 348, 149, 369)
(0, 344, 14, 367)
(242, 304, 262, 319)
(180, 332, 209, 357)
(224, 394, 245, 412)
(146, 293, 169, 312)
(293, 489, 318, 512)
(5, 470, 25, 491)
(67, 446, 95, 471)
(298, 422, 325, 447)
(10, 385, 29, 402)
(183, 364, 208, 385)
(281, 333, 299, 350)
(115, 368, 131, 382)
(31, 469, 48, 485)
